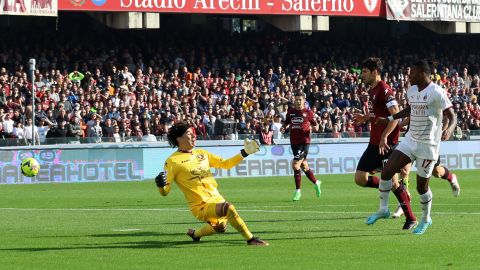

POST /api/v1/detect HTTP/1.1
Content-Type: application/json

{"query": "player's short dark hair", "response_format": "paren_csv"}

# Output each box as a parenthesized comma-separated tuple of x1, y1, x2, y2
(413, 59, 432, 75)
(294, 91, 306, 98)
(362, 57, 383, 72)
(167, 122, 191, 148)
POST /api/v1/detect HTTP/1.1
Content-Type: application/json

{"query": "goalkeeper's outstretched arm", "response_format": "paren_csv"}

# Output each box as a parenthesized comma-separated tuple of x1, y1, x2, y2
(207, 139, 260, 169)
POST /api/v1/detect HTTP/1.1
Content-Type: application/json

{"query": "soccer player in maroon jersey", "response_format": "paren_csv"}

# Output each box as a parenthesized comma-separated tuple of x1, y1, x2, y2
(281, 92, 321, 201)
(353, 57, 417, 230)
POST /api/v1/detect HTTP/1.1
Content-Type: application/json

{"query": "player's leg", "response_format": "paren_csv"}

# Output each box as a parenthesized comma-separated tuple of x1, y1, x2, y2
(366, 150, 412, 225)
(291, 144, 304, 201)
(187, 203, 223, 241)
(300, 155, 321, 198)
(399, 162, 412, 191)
(432, 159, 460, 197)
(216, 202, 268, 245)
(391, 173, 417, 229)
(355, 144, 381, 188)
(412, 158, 436, 235)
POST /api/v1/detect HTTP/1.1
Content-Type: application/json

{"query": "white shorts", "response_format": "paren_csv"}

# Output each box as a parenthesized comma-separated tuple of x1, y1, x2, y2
(396, 136, 439, 178)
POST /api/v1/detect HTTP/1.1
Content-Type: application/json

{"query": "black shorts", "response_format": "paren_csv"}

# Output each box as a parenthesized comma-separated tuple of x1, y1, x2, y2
(357, 143, 396, 173)
(291, 144, 310, 161)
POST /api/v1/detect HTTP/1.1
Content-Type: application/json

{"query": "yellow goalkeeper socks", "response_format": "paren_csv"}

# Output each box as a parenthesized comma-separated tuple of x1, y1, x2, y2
(226, 204, 254, 240)
(194, 224, 216, 238)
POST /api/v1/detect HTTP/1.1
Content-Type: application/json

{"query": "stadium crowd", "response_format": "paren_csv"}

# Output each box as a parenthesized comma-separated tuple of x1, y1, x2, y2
(0, 30, 479, 145)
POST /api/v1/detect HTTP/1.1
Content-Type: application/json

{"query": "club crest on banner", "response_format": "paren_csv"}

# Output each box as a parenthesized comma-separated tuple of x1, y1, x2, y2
(364, 0, 378, 13)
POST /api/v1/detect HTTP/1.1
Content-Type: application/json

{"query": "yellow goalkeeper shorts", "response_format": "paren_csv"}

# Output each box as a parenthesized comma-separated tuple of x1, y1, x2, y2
(191, 201, 227, 226)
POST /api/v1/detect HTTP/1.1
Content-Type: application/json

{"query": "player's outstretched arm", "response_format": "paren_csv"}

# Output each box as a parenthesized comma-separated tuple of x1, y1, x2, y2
(376, 106, 411, 125)
(441, 107, 457, 140)
(353, 113, 369, 125)
(207, 139, 260, 170)
(156, 172, 172, 196)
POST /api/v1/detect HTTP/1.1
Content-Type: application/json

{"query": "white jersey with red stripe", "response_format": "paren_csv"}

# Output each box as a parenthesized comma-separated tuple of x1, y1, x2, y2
(405, 82, 452, 146)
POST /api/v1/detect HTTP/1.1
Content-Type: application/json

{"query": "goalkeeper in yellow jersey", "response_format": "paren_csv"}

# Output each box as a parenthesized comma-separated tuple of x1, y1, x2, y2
(155, 122, 269, 246)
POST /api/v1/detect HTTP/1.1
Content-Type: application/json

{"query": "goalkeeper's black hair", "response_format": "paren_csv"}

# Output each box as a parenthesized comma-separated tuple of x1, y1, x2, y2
(362, 57, 383, 72)
(167, 122, 191, 148)
(413, 59, 432, 76)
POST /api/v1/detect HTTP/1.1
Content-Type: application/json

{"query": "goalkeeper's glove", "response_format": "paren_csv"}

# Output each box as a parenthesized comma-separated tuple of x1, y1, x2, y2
(241, 138, 260, 157)
(155, 172, 167, 188)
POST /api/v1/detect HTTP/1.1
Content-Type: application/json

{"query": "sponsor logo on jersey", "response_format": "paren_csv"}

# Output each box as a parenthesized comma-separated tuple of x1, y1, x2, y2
(292, 117, 304, 125)
(196, 154, 205, 161)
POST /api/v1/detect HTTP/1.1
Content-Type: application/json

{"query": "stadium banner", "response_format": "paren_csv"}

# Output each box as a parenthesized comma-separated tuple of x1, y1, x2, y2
(0, 148, 143, 184)
(386, 0, 480, 22)
(60, 0, 385, 16)
(0, 0, 57, 16)
(143, 140, 480, 179)
(1, 140, 478, 184)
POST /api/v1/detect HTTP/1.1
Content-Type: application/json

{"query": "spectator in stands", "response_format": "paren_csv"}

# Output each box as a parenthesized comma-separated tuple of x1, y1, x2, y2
(88, 117, 103, 143)
(24, 118, 39, 145)
(67, 115, 83, 144)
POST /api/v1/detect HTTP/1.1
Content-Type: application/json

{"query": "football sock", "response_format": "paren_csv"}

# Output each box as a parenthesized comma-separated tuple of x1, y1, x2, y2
(393, 184, 416, 221)
(419, 189, 433, 222)
(303, 169, 318, 184)
(294, 169, 302, 189)
(441, 167, 453, 182)
(379, 179, 392, 212)
(194, 223, 216, 238)
(366, 175, 380, 188)
(226, 204, 254, 240)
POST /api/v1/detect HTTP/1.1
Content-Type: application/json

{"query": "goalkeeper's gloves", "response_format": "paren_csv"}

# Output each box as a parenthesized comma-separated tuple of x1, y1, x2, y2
(241, 138, 260, 157)
(155, 172, 167, 188)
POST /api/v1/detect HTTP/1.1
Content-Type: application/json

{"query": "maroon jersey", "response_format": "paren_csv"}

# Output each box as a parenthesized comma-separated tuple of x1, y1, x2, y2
(285, 108, 316, 144)
(367, 81, 400, 145)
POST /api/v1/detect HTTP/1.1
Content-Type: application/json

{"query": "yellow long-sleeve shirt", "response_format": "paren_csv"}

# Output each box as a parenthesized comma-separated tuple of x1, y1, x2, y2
(159, 149, 244, 209)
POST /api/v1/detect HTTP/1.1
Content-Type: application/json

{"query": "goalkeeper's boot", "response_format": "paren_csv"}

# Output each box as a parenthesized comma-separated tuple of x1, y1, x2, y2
(365, 210, 390, 225)
(187, 229, 201, 242)
(292, 190, 301, 201)
(412, 218, 432, 235)
(450, 174, 460, 197)
(247, 236, 269, 246)
(314, 181, 322, 198)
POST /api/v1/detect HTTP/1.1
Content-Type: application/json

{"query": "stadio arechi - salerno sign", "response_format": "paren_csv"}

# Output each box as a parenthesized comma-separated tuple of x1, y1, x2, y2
(60, 0, 386, 17)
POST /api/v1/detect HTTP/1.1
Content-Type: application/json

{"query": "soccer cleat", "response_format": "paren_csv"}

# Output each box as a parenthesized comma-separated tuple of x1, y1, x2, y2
(314, 181, 322, 198)
(402, 219, 418, 230)
(413, 219, 432, 235)
(247, 236, 269, 246)
(365, 210, 390, 225)
(450, 174, 460, 197)
(292, 190, 301, 201)
(392, 204, 404, 219)
(187, 229, 201, 242)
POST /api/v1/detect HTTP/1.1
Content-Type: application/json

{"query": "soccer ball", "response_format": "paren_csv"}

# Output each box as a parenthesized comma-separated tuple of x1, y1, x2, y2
(20, 157, 40, 177)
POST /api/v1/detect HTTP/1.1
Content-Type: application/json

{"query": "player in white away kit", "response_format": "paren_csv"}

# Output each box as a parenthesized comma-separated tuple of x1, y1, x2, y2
(371, 60, 457, 234)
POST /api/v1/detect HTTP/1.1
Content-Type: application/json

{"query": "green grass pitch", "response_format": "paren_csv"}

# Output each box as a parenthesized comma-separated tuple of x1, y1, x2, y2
(0, 170, 479, 269)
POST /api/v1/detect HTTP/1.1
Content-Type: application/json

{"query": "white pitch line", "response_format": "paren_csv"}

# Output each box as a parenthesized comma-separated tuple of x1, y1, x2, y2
(111, 228, 142, 232)
(0, 208, 479, 215)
